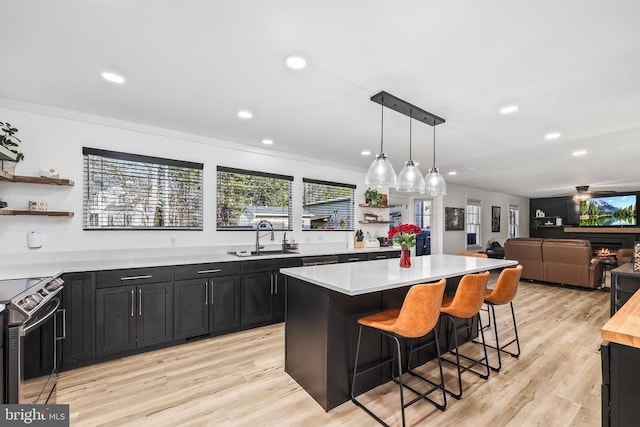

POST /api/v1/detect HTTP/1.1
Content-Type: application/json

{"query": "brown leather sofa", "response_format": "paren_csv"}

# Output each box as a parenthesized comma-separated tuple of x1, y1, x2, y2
(504, 238, 603, 289)
(503, 238, 544, 282)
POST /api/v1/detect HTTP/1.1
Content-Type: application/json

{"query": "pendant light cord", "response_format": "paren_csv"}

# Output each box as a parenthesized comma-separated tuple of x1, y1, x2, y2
(432, 123, 436, 169)
(409, 108, 413, 160)
(380, 96, 384, 153)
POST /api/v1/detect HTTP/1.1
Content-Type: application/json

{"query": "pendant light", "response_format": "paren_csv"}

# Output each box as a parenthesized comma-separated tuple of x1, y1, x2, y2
(424, 122, 447, 196)
(365, 95, 397, 189)
(396, 109, 425, 192)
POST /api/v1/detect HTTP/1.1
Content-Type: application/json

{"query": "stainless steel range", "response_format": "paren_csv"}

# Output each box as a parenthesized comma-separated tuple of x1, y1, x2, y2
(0, 276, 65, 404)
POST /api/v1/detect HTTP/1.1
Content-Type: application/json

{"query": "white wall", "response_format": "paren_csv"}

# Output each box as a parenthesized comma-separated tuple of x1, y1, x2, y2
(439, 183, 529, 254)
(0, 100, 368, 256)
(0, 99, 529, 259)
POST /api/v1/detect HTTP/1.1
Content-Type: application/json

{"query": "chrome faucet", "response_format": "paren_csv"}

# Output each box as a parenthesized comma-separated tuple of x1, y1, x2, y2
(255, 220, 274, 254)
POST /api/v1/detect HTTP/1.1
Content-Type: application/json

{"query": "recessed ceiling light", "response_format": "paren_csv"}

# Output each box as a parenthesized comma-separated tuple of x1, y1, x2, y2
(101, 71, 125, 84)
(360, 150, 371, 156)
(545, 132, 561, 140)
(448, 171, 457, 175)
(262, 139, 273, 145)
(573, 150, 587, 156)
(237, 110, 253, 119)
(285, 55, 307, 70)
(500, 105, 519, 114)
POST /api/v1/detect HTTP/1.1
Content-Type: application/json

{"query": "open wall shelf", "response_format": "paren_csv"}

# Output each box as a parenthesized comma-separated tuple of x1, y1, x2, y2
(0, 170, 74, 186)
(0, 210, 74, 217)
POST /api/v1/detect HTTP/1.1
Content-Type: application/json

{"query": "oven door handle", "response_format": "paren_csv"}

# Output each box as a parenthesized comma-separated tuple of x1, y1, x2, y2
(21, 297, 61, 336)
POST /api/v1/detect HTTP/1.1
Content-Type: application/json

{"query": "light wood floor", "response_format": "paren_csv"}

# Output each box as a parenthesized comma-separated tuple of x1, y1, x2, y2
(58, 279, 609, 426)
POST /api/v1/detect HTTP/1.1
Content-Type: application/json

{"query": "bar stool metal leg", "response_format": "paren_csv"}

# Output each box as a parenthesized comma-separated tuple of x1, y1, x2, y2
(441, 313, 490, 399)
(481, 301, 521, 371)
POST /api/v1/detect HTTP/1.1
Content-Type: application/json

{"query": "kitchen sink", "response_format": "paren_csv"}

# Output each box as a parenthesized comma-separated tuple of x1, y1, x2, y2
(228, 250, 299, 257)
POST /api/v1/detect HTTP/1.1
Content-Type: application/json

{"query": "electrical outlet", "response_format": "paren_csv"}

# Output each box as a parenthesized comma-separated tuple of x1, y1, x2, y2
(170, 237, 177, 247)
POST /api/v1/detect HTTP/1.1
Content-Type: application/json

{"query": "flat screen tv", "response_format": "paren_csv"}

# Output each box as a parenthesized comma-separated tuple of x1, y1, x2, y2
(579, 194, 637, 226)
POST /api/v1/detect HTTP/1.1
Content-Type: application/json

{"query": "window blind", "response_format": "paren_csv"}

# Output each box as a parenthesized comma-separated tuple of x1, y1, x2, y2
(83, 147, 203, 230)
(302, 178, 355, 231)
(216, 166, 293, 230)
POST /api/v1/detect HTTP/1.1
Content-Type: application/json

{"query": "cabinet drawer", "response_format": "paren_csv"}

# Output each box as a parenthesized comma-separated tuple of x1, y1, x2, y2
(367, 252, 392, 261)
(338, 253, 367, 263)
(175, 262, 240, 280)
(96, 266, 174, 288)
(241, 257, 302, 274)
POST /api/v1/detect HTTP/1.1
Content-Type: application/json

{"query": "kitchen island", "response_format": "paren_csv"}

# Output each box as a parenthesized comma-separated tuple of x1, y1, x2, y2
(281, 254, 517, 411)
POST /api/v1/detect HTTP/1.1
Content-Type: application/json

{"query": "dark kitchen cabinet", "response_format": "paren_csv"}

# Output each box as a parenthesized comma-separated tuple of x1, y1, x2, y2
(601, 341, 640, 426)
(0, 310, 4, 404)
(210, 275, 241, 332)
(240, 257, 302, 327)
(174, 262, 241, 340)
(366, 250, 400, 260)
(96, 285, 137, 356)
(338, 253, 368, 263)
(95, 267, 174, 357)
(61, 272, 95, 370)
(174, 279, 208, 340)
(241, 272, 274, 325)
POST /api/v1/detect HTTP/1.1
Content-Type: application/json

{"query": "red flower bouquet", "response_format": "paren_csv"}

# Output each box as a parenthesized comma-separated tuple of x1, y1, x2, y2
(387, 223, 422, 249)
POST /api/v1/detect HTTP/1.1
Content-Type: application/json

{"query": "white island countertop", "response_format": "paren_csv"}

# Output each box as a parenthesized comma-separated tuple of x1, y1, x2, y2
(281, 254, 518, 296)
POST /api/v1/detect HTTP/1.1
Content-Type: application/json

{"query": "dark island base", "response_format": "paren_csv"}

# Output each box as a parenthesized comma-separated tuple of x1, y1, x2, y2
(284, 276, 476, 411)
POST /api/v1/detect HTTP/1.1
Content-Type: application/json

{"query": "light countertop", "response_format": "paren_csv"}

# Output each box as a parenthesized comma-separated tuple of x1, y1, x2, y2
(0, 245, 400, 281)
(280, 254, 518, 296)
(602, 287, 640, 348)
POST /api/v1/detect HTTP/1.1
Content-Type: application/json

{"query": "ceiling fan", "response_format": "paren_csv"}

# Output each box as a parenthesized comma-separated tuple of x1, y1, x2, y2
(571, 185, 616, 201)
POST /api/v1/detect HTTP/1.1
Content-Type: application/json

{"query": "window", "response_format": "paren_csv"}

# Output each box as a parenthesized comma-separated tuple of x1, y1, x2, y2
(466, 200, 481, 246)
(414, 199, 432, 230)
(508, 205, 519, 238)
(302, 178, 355, 230)
(217, 166, 293, 230)
(83, 147, 203, 230)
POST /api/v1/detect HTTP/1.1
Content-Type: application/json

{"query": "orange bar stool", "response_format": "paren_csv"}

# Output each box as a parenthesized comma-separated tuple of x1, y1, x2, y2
(455, 251, 488, 258)
(440, 271, 490, 399)
(351, 279, 447, 427)
(479, 265, 523, 371)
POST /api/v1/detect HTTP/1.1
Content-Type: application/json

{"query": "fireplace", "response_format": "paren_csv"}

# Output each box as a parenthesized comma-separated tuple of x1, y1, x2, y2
(592, 242, 622, 261)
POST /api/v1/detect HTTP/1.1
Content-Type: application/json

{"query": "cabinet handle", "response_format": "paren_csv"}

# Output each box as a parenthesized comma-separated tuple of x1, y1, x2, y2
(121, 275, 152, 281)
(347, 257, 361, 261)
(56, 308, 67, 340)
(204, 281, 208, 305)
(274, 274, 278, 294)
(375, 255, 386, 259)
(270, 274, 274, 295)
(131, 290, 135, 317)
(138, 289, 142, 316)
(197, 269, 222, 274)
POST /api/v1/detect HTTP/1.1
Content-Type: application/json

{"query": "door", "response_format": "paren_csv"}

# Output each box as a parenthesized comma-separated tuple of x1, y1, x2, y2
(241, 272, 272, 326)
(137, 282, 174, 348)
(210, 276, 241, 332)
(96, 285, 137, 356)
(174, 279, 208, 340)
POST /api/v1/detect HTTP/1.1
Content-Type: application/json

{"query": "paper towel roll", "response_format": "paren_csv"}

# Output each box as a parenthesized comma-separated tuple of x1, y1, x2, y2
(27, 231, 43, 249)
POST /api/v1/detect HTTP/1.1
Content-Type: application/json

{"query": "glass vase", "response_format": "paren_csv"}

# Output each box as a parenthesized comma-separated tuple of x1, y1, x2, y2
(399, 244, 411, 268)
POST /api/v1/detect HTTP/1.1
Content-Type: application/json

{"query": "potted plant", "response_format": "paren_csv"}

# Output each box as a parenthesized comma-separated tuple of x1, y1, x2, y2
(364, 188, 383, 207)
(0, 121, 24, 174)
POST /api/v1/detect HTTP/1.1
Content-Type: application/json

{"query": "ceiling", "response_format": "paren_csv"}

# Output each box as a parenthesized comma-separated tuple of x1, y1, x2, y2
(2, 1, 640, 199)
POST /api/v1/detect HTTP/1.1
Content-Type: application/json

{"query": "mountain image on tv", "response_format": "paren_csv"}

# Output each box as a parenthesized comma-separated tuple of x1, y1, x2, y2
(579, 195, 637, 226)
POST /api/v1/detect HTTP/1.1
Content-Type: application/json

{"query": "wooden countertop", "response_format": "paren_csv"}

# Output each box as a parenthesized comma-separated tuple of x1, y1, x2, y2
(602, 288, 640, 348)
